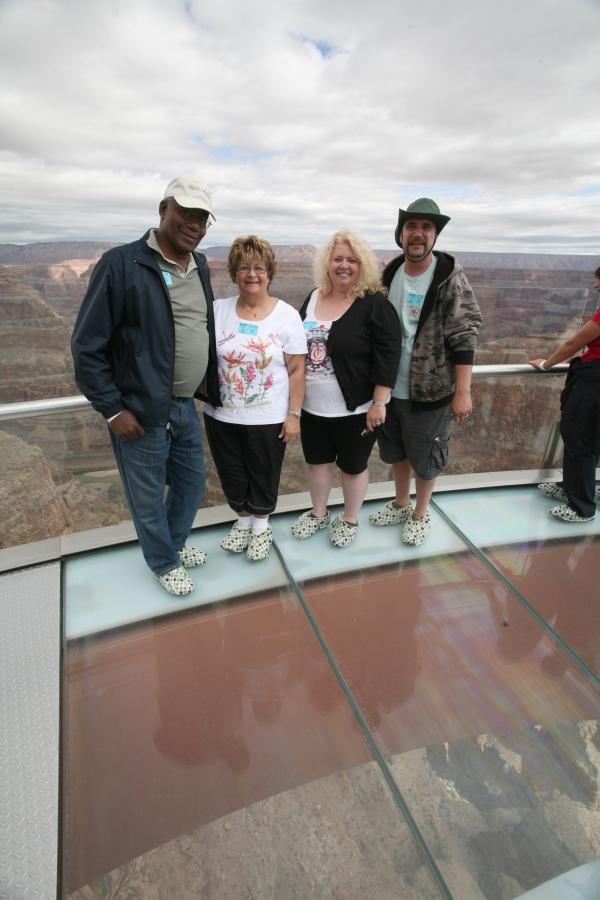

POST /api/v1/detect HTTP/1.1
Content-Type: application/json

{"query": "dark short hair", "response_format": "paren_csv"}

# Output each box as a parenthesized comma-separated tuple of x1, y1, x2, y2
(595, 266, 600, 279)
(227, 235, 277, 282)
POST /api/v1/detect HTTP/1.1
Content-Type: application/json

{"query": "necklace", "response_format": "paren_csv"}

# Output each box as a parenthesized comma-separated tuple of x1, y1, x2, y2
(236, 297, 275, 320)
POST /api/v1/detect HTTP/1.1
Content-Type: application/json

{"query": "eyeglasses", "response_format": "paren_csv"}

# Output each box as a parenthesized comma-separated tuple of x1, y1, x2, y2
(178, 206, 212, 228)
(237, 264, 267, 274)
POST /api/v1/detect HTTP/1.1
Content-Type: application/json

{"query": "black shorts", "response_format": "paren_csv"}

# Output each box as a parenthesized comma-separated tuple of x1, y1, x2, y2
(203, 415, 285, 515)
(376, 398, 452, 480)
(300, 410, 376, 475)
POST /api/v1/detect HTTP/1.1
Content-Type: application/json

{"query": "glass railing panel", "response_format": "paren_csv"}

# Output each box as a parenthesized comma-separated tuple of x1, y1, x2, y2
(0, 409, 130, 549)
(434, 486, 600, 677)
(448, 374, 564, 475)
(279, 500, 600, 899)
(62, 539, 443, 899)
(473, 268, 595, 366)
(0, 368, 573, 554)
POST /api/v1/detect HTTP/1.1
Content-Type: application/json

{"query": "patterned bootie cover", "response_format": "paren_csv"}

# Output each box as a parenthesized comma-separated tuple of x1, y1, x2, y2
(247, 526, 273, 561)
(157, 565, 194, 596)
(549, 504, 595, 523)
(329, 514, 358, 548)
(221, 521, 252, 553)
(401, 512, 431, 546)
(179, 545, 207, 568)
(368, 500, 413, 527)
(291, 510, 330, 539)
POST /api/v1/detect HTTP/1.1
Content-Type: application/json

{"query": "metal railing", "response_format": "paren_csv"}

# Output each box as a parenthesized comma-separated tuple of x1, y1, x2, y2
(0, 364, 569, 422)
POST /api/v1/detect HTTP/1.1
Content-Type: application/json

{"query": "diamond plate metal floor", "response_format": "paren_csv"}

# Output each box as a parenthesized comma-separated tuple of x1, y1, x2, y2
(0, 564, 60, 900)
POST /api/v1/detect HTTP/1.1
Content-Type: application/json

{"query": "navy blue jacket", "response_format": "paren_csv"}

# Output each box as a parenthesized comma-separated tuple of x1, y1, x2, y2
(72, 231, 220, 426)
(299, 290, 401, 411)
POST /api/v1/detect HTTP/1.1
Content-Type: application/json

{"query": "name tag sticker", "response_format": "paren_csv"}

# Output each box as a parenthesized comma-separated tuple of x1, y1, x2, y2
(304, 320, 317, 330)
(407, 291, 423, 320)
(161, 270, 173, 287)
(239, 322, 259, 335)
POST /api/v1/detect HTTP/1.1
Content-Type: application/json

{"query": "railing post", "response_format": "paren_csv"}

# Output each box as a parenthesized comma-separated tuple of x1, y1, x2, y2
(542, 422, 563, 469)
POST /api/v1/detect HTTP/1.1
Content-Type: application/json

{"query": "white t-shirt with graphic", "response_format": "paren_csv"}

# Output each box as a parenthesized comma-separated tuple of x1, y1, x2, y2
(203, 296, 307, 425)
(389, 260, 436, 399)
(303, 289, 370, 417)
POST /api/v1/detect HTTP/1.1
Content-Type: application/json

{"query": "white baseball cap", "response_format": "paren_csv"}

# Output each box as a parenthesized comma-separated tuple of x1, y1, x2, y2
(163, 176, 215, 219)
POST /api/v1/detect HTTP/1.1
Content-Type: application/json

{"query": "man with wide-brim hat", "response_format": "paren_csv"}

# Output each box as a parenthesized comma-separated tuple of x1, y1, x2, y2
(368, 198, 482, 545)
(394, 198, 450, 246)
(72, 175, 221, 597)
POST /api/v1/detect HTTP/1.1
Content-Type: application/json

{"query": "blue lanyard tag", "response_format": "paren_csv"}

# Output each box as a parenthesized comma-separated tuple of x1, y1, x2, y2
(161, 270, 173, 287)
(239, 322, 259, 335)
(304, 320, 317, 330)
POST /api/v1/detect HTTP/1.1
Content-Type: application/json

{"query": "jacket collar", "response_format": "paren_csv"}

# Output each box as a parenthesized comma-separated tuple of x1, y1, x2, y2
(382, 250, 455, 289)
(133, 229, 207, 270)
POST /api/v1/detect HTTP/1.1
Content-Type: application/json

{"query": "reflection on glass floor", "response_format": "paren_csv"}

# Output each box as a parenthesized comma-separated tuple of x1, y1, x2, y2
(63, 488, 600, 900)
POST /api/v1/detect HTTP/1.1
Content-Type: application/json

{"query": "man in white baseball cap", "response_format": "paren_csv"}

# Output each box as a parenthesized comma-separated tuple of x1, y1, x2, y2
(72, 176, 221, 597)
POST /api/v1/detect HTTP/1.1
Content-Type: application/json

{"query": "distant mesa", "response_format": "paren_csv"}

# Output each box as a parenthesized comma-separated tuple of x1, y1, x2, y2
(0, 241, 116, 266)
(0, 240, 597, 270)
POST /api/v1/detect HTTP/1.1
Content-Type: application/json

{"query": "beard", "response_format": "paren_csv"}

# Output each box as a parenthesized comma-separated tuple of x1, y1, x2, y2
(405, 240, 432, 262)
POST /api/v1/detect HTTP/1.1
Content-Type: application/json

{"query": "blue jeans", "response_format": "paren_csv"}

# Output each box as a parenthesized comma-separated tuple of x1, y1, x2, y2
(110, 398, 205, 575)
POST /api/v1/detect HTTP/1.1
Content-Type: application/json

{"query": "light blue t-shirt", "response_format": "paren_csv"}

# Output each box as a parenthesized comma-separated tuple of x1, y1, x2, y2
(388, 259, 436, 399)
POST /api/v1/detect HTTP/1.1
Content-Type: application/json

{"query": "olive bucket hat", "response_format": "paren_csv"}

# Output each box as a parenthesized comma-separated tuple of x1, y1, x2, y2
(395, 198, 451, 247)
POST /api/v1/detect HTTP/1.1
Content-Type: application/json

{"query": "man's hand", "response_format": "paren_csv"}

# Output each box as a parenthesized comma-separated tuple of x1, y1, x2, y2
(529, 358, 546, 370)
(109, 409, 145, 440)
(452, 388, 472, 422)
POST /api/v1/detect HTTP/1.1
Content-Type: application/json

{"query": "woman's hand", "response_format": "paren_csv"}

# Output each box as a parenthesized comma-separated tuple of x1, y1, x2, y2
(365, 402, 386, 433)
(279, 414, 300, 442)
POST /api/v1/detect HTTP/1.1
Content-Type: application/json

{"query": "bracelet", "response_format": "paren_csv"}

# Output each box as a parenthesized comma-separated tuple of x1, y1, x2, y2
(288, 409, 302, 418)
(539, 360, 546, 371)
(371, 399, 387, 408)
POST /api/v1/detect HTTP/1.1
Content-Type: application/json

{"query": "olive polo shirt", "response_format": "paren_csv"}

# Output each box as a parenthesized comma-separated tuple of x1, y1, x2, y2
(147, 229, 209, 398)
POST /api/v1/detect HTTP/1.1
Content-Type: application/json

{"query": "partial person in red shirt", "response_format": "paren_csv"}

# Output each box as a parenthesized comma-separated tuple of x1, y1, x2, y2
(530, 265, 600, 522)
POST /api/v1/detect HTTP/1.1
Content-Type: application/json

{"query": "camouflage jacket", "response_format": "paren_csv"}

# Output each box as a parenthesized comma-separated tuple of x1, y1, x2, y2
(382, 251, 482, 409)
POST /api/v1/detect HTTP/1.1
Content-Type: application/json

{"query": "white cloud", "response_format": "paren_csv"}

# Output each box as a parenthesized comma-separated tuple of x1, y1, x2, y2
(1, 0, 599, 253)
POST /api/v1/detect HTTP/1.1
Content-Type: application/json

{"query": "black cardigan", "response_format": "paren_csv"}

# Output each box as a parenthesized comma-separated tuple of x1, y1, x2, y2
(299, 289, 401, 411)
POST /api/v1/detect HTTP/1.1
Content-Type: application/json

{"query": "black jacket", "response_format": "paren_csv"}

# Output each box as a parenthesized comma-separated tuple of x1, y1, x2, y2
(71, 231, 220, 426)
(299, 290, 401, 411)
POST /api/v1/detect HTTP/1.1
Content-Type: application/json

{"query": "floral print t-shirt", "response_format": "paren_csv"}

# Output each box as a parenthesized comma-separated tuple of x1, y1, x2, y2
(203, 296, 307, 425)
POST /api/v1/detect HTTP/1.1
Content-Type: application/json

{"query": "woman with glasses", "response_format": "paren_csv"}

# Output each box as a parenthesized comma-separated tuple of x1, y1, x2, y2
(203, 235, 307, 560)
(290, 230, 401, 548)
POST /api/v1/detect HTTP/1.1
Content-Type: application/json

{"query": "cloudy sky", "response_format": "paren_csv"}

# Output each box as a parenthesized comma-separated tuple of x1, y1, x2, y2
(1, 0, 599, 254)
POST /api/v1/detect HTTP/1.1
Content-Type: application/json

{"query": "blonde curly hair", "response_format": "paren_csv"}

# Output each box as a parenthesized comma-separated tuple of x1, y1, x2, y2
(313, 230, 382, 299)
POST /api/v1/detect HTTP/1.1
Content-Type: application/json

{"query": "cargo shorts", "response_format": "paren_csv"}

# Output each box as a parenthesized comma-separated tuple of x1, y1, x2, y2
(376, 398, 452, 480)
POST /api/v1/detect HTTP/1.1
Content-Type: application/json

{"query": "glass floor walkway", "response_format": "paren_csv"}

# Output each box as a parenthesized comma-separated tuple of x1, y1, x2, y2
(3, 484, 600, 899)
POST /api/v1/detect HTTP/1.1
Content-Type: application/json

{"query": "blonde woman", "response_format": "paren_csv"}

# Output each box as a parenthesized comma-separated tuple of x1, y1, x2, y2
(291, 231, 401, 548)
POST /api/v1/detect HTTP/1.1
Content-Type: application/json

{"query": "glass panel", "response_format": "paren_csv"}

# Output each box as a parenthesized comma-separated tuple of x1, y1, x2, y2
(435, 486, 600, 677)
(0, 410, 128, 549)
(63, 545, 443, 899)
(286, 502, 600, 899)
(448, 375, 564, 475)
(484, 537, 600, 677)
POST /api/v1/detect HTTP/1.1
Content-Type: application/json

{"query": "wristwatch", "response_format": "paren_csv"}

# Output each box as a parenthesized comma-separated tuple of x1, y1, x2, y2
(371, 400, 386, 408)
(288, 409, 302, 417)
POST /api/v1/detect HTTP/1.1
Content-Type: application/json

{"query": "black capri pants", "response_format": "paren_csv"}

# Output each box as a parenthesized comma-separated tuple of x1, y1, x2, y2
(203, 415, 286, 515)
